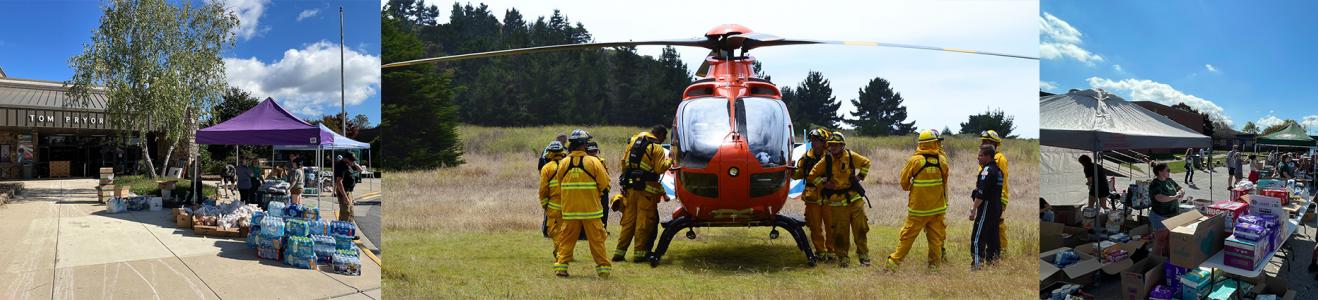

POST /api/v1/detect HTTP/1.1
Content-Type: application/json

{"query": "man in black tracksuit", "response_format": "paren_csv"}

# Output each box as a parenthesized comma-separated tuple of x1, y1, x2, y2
(970, 144, 1003, 270)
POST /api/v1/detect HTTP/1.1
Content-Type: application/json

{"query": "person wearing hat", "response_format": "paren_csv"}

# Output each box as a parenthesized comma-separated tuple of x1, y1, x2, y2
(807, 132, 872, 267)
(792, 128, 836, 262)
(613, 125, 671, 262)
(584, 141, 610, 232)
(885, 129, 950, 271)
(980, 130, 1010, 253)
(551, 129, 612, 278)
(538, 140, 568, 256)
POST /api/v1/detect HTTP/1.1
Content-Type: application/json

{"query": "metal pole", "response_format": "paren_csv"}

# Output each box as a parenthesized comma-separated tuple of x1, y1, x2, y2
(339, 6, 347, 136)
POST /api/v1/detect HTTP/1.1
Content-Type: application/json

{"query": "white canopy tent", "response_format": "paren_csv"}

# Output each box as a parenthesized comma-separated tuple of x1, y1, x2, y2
(1041, 89, 1213, 208)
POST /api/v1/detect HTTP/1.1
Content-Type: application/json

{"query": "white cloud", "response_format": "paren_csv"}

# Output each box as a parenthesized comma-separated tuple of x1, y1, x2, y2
(1303, 115, 1318, 134)
(1040, 12, 1103, 65)
(297, 9, 320, 21)
(1113, 64, 1124, 72)
(1040, 81, 1058, 92)
(1257, 114, 1284, 129)
(1205, 64, 1219, 73)
(224, 41, 381, 117)
(1087, 77, 1232, 126)
(221, 0, 270, 40)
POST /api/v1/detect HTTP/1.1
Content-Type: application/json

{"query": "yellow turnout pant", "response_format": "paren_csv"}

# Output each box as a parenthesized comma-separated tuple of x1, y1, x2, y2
(827, 199, 868, 261)
(553, 219, 611, 274)
(615, 190, 659, 258)
(804, 200, 834, 256)
(887, 214, 946, 265)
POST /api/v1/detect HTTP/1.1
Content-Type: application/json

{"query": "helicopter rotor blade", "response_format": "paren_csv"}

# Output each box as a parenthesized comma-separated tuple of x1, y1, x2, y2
(381, 38, 712, 68)
(693, 49, 719, 78)
(738, 35, 1038, 60)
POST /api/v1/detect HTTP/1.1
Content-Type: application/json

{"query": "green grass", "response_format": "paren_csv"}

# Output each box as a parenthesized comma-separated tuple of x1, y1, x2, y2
(115, 175, 217, 198)
(385, 224, 1038, 299)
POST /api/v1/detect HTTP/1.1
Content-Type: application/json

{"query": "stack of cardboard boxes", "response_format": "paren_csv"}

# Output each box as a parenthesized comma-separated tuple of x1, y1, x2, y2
(96, 167, 114, 204)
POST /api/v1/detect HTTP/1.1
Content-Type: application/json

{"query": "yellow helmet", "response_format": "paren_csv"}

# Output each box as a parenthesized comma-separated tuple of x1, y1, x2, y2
(980, 130, 1002, 144)
(808, 128, 831, 141)
(827, 132, 847, 144)
(918, 129, 942, 143)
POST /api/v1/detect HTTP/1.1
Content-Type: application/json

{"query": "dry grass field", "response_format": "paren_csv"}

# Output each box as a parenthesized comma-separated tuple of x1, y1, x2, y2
(383, 125, 1041, 299)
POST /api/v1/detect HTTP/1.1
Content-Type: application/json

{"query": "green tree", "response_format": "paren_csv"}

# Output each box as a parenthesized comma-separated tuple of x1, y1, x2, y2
(205, 87, 260, 162)
(1242, 121, 1259, 134)
(843, 77, 915, 136)
(959, 109, 1017, 138)
(782, 71, 841, 128)
(382, 12, 463, 169)
(65, 0, 237, 178)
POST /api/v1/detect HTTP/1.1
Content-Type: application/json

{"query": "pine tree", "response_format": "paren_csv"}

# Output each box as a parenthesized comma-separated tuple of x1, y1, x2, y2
(843, 77, 915, 136)
(382, 13, 463, 168)
(958, 109, 1017, 138)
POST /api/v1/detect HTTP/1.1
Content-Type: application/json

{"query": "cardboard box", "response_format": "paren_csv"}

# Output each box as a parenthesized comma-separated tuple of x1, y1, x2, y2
(1053, 205, 1082, 226)
(1206, 201, 1248, 230)
(99, 167, 114, 175)
(114, 186, 132, 198)
(1121, 255, 1166, 300)
(1260, 189, 1289, 204)
(1040, 247, 1103, 287)
(1163, 211, 1226, 269)
(1075, 239, 1147, 275)
(193, 225, 242, 238)
(1224, 234, 1269, 266)
(1041, 221, 1091, 251)
(157, 180, 177, 191)
(1249, 195, 1286, 219)
(174, 209, 192, 229)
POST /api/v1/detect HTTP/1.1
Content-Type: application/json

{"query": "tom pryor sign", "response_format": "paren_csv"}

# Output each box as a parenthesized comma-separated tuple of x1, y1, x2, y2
(0, 108, 115, 130)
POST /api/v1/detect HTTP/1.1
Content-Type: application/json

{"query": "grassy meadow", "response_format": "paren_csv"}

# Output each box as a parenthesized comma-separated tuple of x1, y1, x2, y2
(383, 125, 1041, 299)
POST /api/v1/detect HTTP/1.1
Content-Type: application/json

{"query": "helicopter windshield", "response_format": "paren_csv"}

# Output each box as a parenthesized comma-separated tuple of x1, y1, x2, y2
(677, 97, 731, 169)
(736, 97, 790, 167)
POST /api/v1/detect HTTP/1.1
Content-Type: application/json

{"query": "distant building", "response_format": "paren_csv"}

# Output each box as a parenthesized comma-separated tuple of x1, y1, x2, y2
(1132, 101, 1207, 133)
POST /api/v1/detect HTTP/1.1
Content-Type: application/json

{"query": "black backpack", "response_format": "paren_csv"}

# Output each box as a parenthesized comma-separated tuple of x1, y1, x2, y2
(620, 136, 659, 190)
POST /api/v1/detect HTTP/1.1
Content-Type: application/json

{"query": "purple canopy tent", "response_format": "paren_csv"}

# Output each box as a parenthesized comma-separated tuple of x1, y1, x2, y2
(195, 98, 333, 211)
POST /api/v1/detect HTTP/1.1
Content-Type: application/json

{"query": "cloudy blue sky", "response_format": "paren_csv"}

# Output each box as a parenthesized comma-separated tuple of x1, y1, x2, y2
(1041, 1, 1318, 133)
(393, 0, 1039, 137)
(0, 0, 381, 125)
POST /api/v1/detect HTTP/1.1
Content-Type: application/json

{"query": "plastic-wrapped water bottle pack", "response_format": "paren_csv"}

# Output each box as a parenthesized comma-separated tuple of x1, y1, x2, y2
(330, 221, 356, 238)
(260, 216, 286, 238)
(308, 219, 330, 236)
(284, 236, 318, 269)
(335, 235, 355, 251)
(332, 249, 361, 276)
(312, 235, 337, 264)
(285, 219, 310, 237)
(267, 201, 287, 218)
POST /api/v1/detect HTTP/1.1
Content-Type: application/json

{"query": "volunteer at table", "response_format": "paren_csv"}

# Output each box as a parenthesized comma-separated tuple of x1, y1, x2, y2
(1149, 162, 1185, 257)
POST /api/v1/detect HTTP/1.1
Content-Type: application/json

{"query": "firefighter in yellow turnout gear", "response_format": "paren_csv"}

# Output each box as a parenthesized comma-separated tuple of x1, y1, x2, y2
(807, 132, 872, 267)
(980, 130, 1009, 254)
(886, 129, 950, 270)
(792, 128, 836, 261)
(613, 126, 672, 262)
(538, 141, 568, 257)
(550, 129, 612, 278)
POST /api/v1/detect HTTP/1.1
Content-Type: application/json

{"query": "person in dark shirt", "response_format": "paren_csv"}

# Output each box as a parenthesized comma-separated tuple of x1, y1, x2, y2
(1149, 162, 1184, 257)
(970, 144, 1003, 270)
(334, 152, 364, 226)
(1078, 155, 1111, 209)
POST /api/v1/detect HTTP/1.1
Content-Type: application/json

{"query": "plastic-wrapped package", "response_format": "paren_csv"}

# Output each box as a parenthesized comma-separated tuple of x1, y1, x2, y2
(331, 221, 356, 238)
(285, 219, 310, 237)
(267, 201, 287, 218)
(260, 216, 286, 237)
(107, 198, 128, 214)
(313, 234, 337, 264)
(284, 204, 304, 219)
(257, 247, 281, 260)
(335, 235, 355, 251)
(283, 236, 318, 269)
(308, 219, 330, 236)
(246, 228, 261, 248)
(332, 249, 361, 276)
(1149, 285, 1174, 300)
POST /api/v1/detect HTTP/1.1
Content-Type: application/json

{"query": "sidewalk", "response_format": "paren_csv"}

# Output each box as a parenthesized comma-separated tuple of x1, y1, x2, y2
(0, 179, 381, 300)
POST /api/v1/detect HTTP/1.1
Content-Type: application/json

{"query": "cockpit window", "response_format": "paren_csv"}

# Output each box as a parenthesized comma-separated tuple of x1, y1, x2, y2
(737, 97, 790, 167)
(677, 97, 730, 168)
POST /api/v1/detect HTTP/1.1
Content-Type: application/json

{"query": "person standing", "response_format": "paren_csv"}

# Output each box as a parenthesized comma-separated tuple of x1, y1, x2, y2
(1078, 155, 1112, 209)
(792, 128, 836, 262)
(885, 129, 949, 271)
(236, 159, 254, 204)
(334, 152, 364, 224)
(1248, 154, 1262, 183)
(1149, 163, 1185, 257)
(980, 130, 1010, 255)
(808, 132, 871, 268)
(613, 126, 671, 263)
(1227, 145, 1242, 186)
(550, 129, 612, 278)
(538, 141, 567, 256)
(1183, 148, 1196, 184)
(970, 144, 1003, 270)
(289, 159, 305, 205)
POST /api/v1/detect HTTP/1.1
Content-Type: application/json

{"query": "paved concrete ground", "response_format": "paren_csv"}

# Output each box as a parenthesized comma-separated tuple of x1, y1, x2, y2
(0, 179, 381, 300)
(1079, 165, 1316, 298)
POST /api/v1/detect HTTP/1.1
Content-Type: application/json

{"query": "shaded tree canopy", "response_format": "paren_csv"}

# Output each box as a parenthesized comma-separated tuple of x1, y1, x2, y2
(958, 109, 1017, 138)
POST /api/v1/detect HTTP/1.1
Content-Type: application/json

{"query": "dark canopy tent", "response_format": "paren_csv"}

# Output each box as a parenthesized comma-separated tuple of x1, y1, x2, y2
(193, 98, 333, 208)
(1257, 123, 1315, 147)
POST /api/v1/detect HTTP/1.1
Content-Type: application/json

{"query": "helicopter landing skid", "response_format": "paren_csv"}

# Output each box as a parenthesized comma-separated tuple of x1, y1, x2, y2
(646, 215, 817, 268)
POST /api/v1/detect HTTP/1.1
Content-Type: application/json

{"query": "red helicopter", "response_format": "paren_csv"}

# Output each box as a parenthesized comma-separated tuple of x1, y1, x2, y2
(383, 24, 1035, 267)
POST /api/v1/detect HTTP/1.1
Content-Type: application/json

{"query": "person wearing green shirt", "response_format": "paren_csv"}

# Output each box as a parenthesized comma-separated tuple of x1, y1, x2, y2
(1149, 162, 1184, 257)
